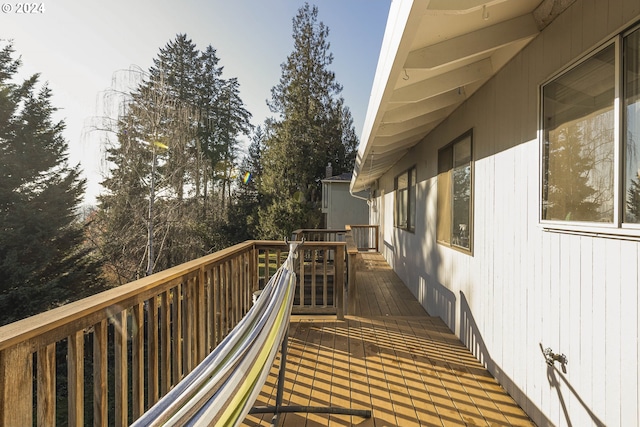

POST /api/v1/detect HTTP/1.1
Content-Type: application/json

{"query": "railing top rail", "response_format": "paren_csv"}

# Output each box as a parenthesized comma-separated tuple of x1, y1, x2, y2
(292, 229, 347, 234)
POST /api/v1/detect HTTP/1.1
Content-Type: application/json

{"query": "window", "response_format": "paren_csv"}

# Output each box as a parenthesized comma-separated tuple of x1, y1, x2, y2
(541, 25, 640, 232)
(322, 182, 329, 211)
(394, 167, 416, 231)
(437, 131, 473, 251)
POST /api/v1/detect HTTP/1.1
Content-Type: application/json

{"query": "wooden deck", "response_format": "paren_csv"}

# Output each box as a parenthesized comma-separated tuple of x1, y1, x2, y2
(244, 253, 535, 427)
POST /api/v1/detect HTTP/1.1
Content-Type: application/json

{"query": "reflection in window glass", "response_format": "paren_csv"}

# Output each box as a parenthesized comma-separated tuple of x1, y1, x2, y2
(625, 29, 640, 223)
(395, 167, 415, 231)
(542, 44, 615, 222)
(438, 133, 472, 251)
(409, 168, 416, 231)
(453, 140, 471, 248)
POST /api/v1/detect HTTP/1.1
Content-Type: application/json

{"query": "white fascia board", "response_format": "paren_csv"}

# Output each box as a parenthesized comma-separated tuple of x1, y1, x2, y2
(351, 0, 426, 194)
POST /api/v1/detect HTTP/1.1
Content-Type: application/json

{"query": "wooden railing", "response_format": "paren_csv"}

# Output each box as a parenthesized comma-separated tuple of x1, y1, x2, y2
(0, 240, 347, 427)
(347, 224, 379, 252)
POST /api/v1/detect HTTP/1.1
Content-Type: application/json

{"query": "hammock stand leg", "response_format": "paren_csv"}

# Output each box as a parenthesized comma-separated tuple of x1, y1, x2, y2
(250, 327, 372, 426)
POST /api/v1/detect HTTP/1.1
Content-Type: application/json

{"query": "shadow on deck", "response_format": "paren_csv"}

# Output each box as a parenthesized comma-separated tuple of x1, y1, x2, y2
(244, 253, 535, 426)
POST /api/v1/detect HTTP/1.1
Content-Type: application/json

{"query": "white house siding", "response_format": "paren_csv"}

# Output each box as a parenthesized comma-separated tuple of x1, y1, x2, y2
(372, 1, 640, 426)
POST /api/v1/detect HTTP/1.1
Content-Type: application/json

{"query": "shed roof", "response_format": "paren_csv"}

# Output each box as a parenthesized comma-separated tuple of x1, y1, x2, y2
(322, 172, 353, 183)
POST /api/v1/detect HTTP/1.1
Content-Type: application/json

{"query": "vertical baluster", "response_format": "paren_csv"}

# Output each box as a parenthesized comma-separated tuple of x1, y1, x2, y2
(213, 265, 220, 347)
(299, 248, 305, 308)
(375, 225, 380, 251)
(228, 259, 234, 326)
(184, 278, 193, 373)
(114, 310, 128, 427)
(238, 255, 244, 315)
(226, 260, 233, 334)
(197, 268, 206, 363)
(253, 247, 259, 293)
(206, 267, 214, 352)
(37, 343, 56, 427)
(235, 257, 240, 321)
(191, 276, 198, 370)
(161, 291, 171, 394)
(335, 244, 345, 320)
(172, 286, 182, 383)
(311, 248, 317, 308)
(132, 303, 144, 419)
(68, 330, 84, 426)
(243, 252, 250, 313)
(219, 264, 225, 335)
(93, 319, 108, 426)
(323, 247, 329, 307)
(148, 296, 159, 405)
(264, 249, 270, 284)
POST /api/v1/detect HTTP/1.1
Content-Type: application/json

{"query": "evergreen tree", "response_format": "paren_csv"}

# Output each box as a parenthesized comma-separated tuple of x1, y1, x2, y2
(225, 126, 265, 242)
(0, 43, 105, 324)
(544, 122, 607, 221)
(626, 172, 640, 222)
(96, 34, 252, 282)
(258, 3, 358, 238)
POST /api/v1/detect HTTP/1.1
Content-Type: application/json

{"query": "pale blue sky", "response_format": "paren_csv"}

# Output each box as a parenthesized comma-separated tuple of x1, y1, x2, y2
(1, 0, 390, 204)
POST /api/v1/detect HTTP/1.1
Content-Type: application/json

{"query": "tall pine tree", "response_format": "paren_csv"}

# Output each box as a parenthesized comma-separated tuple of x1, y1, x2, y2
(97, 34, 252, 282)
(0, 43, 105, 324)
(224, 126, 265, 243)
(259, 3, 358, 239)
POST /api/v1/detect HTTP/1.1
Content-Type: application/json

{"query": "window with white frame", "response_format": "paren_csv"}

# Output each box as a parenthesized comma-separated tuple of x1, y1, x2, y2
(541, 24, 640, 231)
(394, 166, 416, 232)
(437, 131, 473, 251)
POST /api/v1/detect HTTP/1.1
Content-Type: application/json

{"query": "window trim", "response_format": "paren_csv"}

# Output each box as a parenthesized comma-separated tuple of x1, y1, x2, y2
(539, 22, 640, 239)
(437, 130, 474, 254)
(394, 165, 416, 232)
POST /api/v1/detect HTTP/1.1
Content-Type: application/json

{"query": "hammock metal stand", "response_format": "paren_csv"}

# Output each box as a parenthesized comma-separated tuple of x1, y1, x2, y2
(249, 327, 372, 426)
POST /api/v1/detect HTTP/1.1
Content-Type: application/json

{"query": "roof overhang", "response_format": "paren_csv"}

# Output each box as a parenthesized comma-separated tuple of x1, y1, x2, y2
(351, 0, 575, 194)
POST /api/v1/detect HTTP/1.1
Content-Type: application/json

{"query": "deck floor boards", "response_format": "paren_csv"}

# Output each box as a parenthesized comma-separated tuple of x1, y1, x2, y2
(244, 253, 534, 427)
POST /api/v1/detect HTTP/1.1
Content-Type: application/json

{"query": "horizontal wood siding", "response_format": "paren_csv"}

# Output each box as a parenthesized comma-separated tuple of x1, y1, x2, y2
(373, 1, 640, 426)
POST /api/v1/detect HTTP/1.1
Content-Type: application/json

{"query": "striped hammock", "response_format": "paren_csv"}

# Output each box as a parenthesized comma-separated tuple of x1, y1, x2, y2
(132, 244, 299, 427)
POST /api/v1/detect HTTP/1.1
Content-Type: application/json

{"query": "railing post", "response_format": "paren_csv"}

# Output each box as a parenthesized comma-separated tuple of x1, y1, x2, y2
(347, 250, 358, 316)
(344, 228, 359, 317)
(0, 344, 33, 427)
(335, 244, 345, 320)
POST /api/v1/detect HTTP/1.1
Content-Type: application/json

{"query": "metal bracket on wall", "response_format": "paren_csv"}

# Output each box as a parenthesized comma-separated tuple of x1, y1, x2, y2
(544, 347, 568, 373)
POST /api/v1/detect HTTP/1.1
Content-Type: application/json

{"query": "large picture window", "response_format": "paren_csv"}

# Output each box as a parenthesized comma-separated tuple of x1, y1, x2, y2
(437, 131, 473, 251)
(394, 167, 416, 232)
(542, 25, 640, 231)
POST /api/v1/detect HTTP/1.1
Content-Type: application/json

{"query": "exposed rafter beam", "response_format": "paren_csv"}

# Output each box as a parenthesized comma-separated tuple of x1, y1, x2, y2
(370, 139, 420, 156)
(533, 0, 577, 30)
(360, 151, 406, 176)
(404, 14, 538, 69)
(390, 58, 492, 103)
(379, 108, 450, 136)
(382, 89, 464, 123)
(374, 124, 433, 146)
